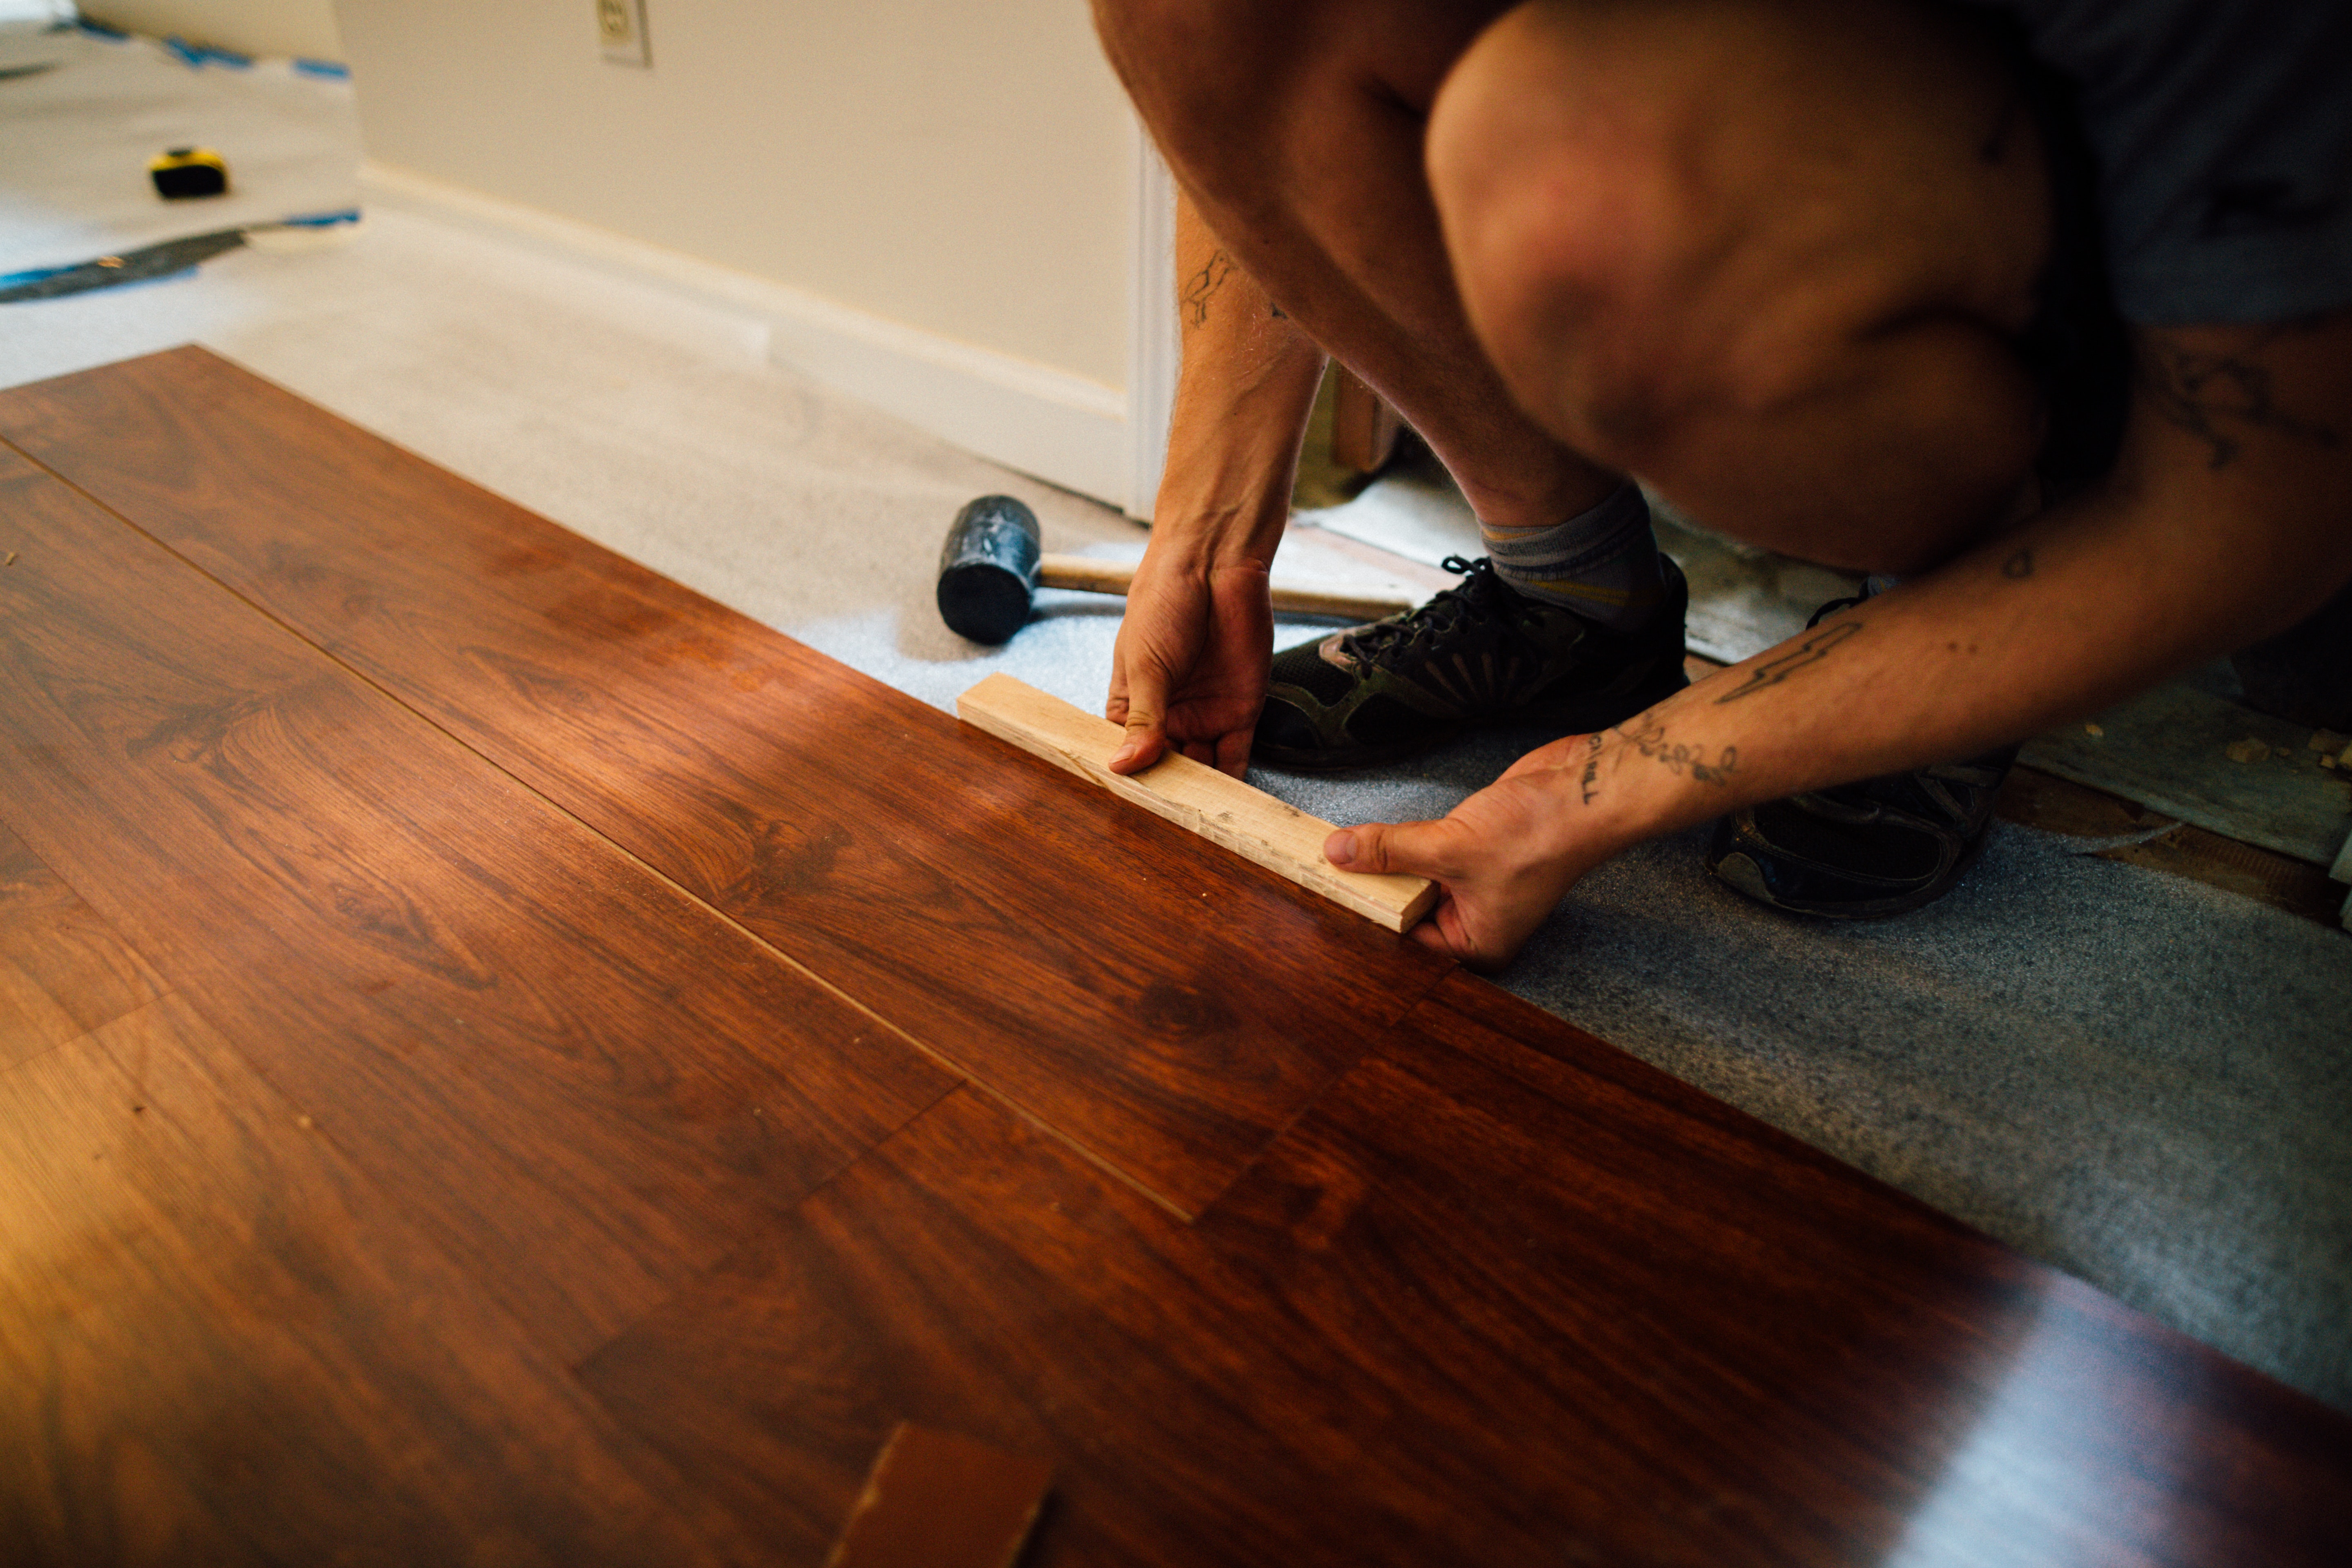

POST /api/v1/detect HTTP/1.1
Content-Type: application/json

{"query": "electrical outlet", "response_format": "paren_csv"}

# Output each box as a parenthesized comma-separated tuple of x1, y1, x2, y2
(597, 0, 650, 67)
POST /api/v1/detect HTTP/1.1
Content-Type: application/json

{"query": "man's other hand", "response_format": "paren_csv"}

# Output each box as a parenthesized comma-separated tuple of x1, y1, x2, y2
(1105, 554, 1275, 780)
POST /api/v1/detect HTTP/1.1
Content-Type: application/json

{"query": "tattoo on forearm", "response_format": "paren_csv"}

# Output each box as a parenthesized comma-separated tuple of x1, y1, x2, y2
(2001, 547, 2034, 579)
(1616, 719, 1738, 785)
(1579, 731, 1603, 805)
(1181, 249, 1236, 327)
(1712, 619, 1862, 705)
(2144, 327, 2341, 469)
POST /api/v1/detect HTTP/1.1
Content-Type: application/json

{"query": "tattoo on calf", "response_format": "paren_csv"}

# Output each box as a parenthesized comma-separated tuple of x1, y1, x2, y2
(1181, 249, 1236, 328)
(2145, 327, 2341, 469)
(1712, 619, 1862, 705)
(1617, 718, 1738, 786)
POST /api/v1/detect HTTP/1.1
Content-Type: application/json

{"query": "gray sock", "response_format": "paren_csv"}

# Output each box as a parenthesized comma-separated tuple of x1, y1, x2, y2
(1481, 481, 1665, 630)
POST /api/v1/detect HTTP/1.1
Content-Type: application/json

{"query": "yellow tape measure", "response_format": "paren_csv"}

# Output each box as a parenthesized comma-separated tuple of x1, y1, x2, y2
(150, 146, 229, 199)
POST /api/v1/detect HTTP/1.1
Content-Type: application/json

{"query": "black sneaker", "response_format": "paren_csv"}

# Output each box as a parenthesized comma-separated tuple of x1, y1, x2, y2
(1704, 599, 2017, 918)
(1253, 554, 1690, 771)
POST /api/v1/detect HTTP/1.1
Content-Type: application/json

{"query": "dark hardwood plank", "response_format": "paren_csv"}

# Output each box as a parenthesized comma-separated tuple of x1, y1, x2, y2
(579, 987, 2352, 1568)
(0, 347, 1452, 1216)
(0, 820, 166, 1070)
(0, 445, 952, 1360)
(0, 993, 771, 1567)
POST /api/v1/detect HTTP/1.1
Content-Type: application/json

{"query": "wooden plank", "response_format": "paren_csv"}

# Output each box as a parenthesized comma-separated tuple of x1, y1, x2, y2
(578, 989, 2352, 1568)
(0, 993, 768, 1567)
(0, 348, 1453, 1218)
(1996, 766, 2349, 926)
(0, 443, 953, 1361)
(826, 1425, 1051, 1568)
(2020, 680, 2352, 865)
(0, 820, 167, 1071)
(956, 673, 1436, 932)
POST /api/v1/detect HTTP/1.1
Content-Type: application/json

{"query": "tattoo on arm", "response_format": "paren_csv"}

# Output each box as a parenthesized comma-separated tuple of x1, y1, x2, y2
(1712, 619, 1862, 705)
(1180, 249, 1236, 328)
(1616, 718, 1738, 785)
(2001, 547, 2034, 579)
(1579, 731, 1603, 805)
(2143, 326, 2341, 469)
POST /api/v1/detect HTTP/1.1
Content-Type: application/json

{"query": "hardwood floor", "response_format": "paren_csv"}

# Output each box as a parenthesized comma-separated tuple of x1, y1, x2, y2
(2, 349, 2345, 1565)
(0, 348, 1450, 1218)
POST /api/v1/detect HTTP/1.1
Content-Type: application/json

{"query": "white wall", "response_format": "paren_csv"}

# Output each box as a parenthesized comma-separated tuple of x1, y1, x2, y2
(331, 0, 1133, 394)
(85, 1, 344, 60)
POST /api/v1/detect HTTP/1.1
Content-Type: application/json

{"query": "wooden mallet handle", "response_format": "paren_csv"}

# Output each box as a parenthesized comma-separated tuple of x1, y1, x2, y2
(1036, 555, 1419, 622)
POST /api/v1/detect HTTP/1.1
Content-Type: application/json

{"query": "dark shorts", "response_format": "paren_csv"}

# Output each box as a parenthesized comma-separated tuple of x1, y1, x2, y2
(1961, 0, 2352, 497)
(1971, 0, 2352, 328)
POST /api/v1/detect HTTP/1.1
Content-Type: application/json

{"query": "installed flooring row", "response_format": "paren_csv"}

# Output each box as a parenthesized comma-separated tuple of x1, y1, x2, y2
(1, 349, 2345, 1566)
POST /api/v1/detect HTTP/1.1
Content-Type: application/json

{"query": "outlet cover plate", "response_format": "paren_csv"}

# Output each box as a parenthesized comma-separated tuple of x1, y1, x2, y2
(598, 0, 649, 67)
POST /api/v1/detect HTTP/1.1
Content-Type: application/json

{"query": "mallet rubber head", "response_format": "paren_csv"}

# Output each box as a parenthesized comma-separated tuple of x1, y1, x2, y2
(937, 494, 1042, 644)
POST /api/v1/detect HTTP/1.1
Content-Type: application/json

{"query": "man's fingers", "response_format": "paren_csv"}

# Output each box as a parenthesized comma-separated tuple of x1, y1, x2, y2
(1323, 819, 1455, 880)
(1212, 728, 1252, 780)
(1108, 653, 1169, 773)
(1111, 715, 1167, 775)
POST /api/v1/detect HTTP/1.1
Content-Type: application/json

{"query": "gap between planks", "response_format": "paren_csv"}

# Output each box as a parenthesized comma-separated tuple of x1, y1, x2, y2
(956, 674, 1438, 933)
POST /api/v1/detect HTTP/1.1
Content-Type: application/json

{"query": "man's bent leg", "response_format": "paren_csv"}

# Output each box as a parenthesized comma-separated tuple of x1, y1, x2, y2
(1093, 0, 1621, 533)
(1428, 0, 2056, 575)
(1097, 0, 1694, 774)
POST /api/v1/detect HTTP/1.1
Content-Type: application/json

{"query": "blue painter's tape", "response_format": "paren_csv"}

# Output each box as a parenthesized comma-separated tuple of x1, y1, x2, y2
(0, 261, 74, 290)
(162, 36, 254, 70)
(291, 58, 350, 80)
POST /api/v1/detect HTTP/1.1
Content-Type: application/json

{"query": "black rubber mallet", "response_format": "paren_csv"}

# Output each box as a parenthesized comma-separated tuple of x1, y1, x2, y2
(935, 494, 1423, 645)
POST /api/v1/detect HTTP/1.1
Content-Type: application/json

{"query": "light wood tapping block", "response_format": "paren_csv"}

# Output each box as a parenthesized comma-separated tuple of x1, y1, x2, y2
(956, 674, 1439, 932)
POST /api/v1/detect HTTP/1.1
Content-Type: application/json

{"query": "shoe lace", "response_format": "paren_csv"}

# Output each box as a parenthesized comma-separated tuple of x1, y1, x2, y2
(1805, 595, 1866, 630)
(1341, 555, 1501, 666)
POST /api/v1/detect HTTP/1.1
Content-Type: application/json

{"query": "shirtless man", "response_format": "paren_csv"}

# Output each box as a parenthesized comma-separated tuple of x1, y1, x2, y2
(1088, 0, 2352, 967)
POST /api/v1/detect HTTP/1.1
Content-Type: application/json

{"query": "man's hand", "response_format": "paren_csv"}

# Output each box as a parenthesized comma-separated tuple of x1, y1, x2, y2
(1106, 554, 1274, 778)
(1108, 190, 1325, 777)
(1324, 731, 1632, 968)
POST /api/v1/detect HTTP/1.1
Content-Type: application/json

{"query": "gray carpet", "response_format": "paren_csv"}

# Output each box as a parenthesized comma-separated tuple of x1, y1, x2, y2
(6, 33, 2348, 1416)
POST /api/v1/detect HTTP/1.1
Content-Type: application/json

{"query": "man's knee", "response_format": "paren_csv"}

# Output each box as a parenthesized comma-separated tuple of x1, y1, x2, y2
(1425, 6, 1697, 463)
(1426, 0, 2051, 469)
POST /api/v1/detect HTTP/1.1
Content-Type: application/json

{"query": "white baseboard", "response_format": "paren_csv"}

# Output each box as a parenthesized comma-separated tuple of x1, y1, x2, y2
(1125, 130, 1179, 523)
(359, 160, 1135, 510)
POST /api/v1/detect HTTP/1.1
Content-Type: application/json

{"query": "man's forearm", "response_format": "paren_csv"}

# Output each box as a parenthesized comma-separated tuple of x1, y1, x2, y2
(1150, 190, 1328, 569)
(1552, 314, 2352, 864)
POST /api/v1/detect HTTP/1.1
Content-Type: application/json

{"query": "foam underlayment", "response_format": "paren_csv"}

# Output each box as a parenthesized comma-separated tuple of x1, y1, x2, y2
(4, 40, 2348, 1414)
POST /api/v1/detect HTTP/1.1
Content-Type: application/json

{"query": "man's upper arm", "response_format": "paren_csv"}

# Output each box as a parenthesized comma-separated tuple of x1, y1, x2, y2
(2114, 311, 2352, 643)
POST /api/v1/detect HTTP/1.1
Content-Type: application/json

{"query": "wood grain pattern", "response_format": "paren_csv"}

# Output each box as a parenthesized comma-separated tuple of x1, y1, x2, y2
(0, 993, 768, 1568)
(0, 348, 1452, 1216)
(0, 820, 166, 1071)
(956, 674, 1437, 931)
(580, 979, 2352, 1567)
(4, 351, 2345, 1568)
(0, 444, 953, 1360)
